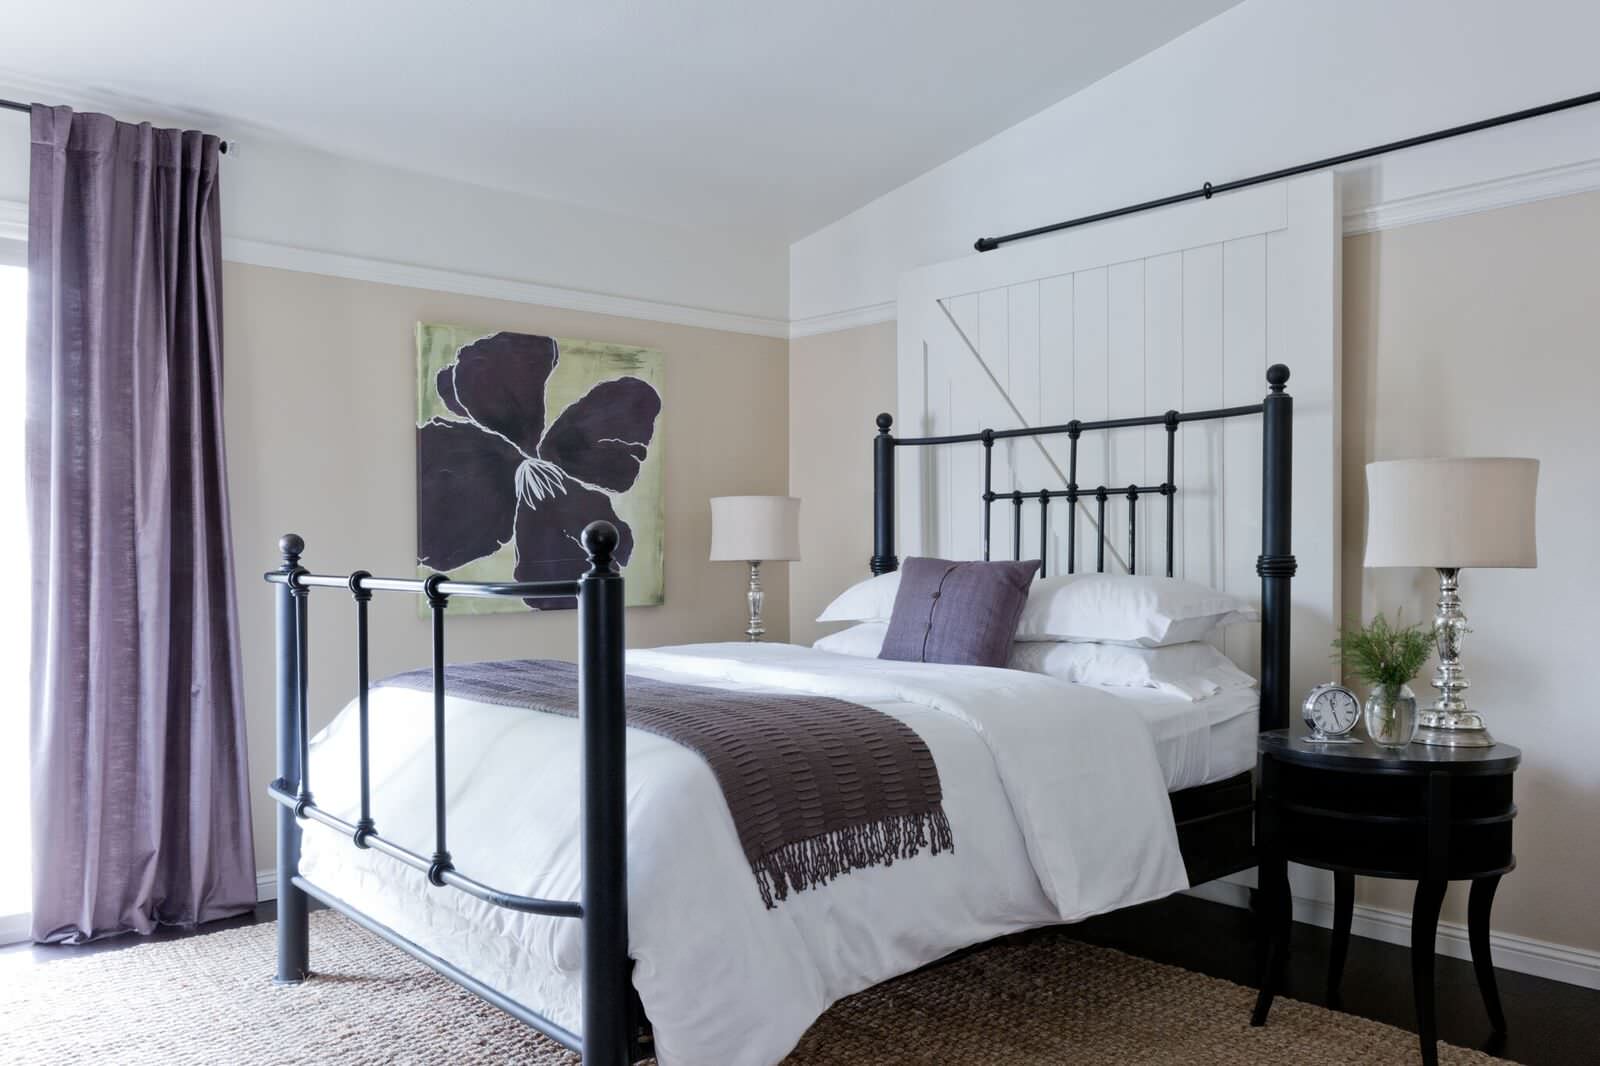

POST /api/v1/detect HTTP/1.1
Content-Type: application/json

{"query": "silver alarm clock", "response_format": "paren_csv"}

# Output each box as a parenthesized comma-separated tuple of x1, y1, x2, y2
(1302, 683, 1361, 743)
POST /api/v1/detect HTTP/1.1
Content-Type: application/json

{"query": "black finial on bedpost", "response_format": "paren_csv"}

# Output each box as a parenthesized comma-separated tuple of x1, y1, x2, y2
(577, 520, 630, 1064)
(872, 414, 898, 575)
(582, 520, 621, 574)
(1258, 365, 1295, 733)
(273, 534, 309, 985)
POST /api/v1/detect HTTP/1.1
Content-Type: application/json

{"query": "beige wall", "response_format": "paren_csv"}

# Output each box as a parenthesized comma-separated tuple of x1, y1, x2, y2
(225, 263, 789, 875)
(1341, 191, 1600, 950)
(788, 321, 898, 646)
(788, 191, 1600, 955)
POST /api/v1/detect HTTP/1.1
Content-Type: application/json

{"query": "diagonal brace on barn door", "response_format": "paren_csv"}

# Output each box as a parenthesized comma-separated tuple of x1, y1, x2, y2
(935, 297, 1130, 573)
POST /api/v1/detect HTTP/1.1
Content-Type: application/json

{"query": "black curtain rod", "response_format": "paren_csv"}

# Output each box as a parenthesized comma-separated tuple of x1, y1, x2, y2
(974, 88, 1600, 252)
(0, 97, 229, 153)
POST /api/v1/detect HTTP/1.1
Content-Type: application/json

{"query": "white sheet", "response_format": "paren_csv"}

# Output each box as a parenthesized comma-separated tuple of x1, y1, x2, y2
(298, 643, 1188, 1066)
(1104, 685, 1261, 792)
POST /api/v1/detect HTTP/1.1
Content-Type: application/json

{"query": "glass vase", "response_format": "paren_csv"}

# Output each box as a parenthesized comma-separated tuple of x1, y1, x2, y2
(1364, 683, 1418, 749)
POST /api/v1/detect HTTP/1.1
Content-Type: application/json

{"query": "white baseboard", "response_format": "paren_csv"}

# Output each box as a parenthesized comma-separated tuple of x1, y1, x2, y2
(0, 911, 29, 946)
(1186, 878, 1600, 991)
(257, 869, 278, 904)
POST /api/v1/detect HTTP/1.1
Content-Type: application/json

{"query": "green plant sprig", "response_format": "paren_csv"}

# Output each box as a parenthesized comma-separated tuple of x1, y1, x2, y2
(1332, 611, 1436, 690)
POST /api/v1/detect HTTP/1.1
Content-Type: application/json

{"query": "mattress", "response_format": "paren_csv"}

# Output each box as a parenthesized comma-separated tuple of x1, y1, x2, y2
(296, 643, 1195, 1066)
(1102, 684, 1261, 792)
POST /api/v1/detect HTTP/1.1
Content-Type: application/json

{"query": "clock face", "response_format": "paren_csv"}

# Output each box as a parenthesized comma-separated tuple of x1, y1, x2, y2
(1304, 684, 1360, 736)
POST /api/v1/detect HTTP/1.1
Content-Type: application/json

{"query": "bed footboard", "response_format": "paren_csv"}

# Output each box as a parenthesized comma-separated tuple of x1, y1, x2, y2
(265, 521, 644, 1065)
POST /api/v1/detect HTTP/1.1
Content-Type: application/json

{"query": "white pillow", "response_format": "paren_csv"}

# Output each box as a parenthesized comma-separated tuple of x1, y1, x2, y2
(1015, 573, 1257, 647)
(816, 571, 901, 623)
(1005, 641, 1257, 701)
(812, 623, 1256, 701)
(812, 622, 889, 658)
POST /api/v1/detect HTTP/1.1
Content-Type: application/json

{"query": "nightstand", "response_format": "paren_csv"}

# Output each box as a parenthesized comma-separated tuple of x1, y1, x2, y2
(1250, 729, 1520, 1066)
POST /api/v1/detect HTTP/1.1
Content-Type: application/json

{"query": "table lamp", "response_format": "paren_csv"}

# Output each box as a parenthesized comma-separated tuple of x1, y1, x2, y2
(709, 496, 800, 641)
(1363, 458, 1539, 747)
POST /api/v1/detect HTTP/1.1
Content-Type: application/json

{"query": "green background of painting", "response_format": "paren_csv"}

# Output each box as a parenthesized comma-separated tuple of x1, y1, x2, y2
(415, 322, 665, 614)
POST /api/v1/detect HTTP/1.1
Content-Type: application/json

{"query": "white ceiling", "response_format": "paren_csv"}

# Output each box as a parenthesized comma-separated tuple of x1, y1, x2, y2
(1, 1, 1239, 242)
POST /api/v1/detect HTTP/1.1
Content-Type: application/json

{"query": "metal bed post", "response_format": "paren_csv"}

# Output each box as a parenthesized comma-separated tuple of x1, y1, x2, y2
(1257, 365, 1295, 732)
(1066, 423, 1080, 574)
(872, 413, 898, 574)
(274, 533, 310, 985)
(981, 430, 994, 561)
(349, 571, 376, 846)
(424, 574, 453, 883)
(579, 522, 632, 1066)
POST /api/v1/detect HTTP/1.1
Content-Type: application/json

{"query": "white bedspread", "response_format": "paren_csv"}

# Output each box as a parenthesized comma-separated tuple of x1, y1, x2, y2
(298, 642, 1187, 1066)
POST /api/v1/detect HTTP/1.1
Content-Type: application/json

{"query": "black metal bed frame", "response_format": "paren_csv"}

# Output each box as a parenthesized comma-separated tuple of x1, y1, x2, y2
(870, 363, 1296, 881)
(266, 364, 1294, 1065)
(265, 522, 644, 1064)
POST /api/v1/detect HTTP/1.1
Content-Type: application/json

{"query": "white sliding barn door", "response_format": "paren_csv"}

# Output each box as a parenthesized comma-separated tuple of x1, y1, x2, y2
(896, 172, 1339, 694)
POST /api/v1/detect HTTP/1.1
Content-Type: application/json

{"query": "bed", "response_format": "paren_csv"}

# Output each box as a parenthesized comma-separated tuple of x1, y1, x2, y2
(266, 364, 1295, 1065)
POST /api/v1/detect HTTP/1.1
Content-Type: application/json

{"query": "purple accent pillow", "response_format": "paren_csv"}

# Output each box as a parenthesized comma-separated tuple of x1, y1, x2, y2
(879, 557, 1041, 667)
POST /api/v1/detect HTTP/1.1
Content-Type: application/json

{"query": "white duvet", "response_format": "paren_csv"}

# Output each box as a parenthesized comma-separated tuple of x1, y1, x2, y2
(298, 642, 1188, 1065)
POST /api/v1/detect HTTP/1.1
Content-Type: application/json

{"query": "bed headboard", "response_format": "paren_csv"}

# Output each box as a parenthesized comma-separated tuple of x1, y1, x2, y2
(869, 364, 1294, 733)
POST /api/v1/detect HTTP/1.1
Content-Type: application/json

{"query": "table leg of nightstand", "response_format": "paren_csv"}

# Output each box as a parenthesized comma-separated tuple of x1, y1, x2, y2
(1412, 877, 1448, 1066)
(1469, 874, 1507, 1035)
(1327, 871, 1354, 1009)
(1250, 855, 1291, 1026)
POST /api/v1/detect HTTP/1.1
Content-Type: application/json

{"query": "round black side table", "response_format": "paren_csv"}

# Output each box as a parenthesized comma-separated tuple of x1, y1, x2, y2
(1250, 729, 1520, 1066)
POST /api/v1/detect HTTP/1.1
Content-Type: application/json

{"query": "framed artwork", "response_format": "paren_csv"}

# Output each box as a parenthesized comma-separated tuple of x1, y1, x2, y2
(415, 323, 664, 612)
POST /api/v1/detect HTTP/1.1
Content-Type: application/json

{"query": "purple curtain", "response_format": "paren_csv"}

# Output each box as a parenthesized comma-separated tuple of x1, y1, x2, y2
(26, 106, 255, 943)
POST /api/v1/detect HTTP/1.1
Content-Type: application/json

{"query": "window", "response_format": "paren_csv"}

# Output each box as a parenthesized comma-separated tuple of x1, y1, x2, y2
(0, 261, 27, 943)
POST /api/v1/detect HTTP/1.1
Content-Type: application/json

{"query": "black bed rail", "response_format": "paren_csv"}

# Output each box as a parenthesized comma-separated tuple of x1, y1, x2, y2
(266, 521, 641, 1065)
(872, 364, 1295, 733)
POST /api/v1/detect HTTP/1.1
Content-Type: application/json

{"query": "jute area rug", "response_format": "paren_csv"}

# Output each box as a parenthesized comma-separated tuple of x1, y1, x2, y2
(0, 910, 1506, 1064)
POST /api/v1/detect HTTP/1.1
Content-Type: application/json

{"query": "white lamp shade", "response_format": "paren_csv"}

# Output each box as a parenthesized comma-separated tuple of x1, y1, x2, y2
(709, 496, 801, 562)
(1364, 458, 1538, 569)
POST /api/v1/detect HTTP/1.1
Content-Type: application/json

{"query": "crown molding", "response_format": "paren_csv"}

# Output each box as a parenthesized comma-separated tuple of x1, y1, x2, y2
(223, 237, 790, 338)
(0, 196, 786, 336)
(1342, 156, 1600, 236)
(0, 200, 25, 243)
(791, 156, 1600, 336)
(11, 150, 1600, 338)
(788, 300, 896, 340)
(0, 197, 787, 336)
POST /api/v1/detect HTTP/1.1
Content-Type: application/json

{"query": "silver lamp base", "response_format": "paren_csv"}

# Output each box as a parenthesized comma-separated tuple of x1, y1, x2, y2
(1414, 710, 1494, 748)
(1415, 567, 1494, 748)
(744, 560, 765, 642)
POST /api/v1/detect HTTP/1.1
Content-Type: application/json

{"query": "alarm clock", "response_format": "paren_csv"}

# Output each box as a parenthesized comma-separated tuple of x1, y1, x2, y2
(1302, 683, 1361, 743)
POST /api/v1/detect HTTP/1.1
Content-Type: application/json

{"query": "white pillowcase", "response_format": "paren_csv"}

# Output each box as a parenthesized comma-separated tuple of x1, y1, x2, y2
(810, 622, 1257, 702)
(816, 571, 901, 623)
(812, 621, 890, 657)
(1005, 640, 1257, 701)
(1014, 573, 1257, 648)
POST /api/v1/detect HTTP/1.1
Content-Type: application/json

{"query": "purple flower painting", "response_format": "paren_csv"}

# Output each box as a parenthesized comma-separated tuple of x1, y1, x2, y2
(416, 326, 663, 611)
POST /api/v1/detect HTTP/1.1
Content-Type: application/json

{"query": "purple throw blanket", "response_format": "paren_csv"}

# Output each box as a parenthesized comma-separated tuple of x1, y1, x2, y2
(378, 659, 954, 908)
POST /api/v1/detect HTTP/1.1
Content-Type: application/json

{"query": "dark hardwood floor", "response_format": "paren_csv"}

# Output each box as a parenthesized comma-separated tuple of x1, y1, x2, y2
(1070, 893, 1596, 1066)
(4, 894, 1595, 1064)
